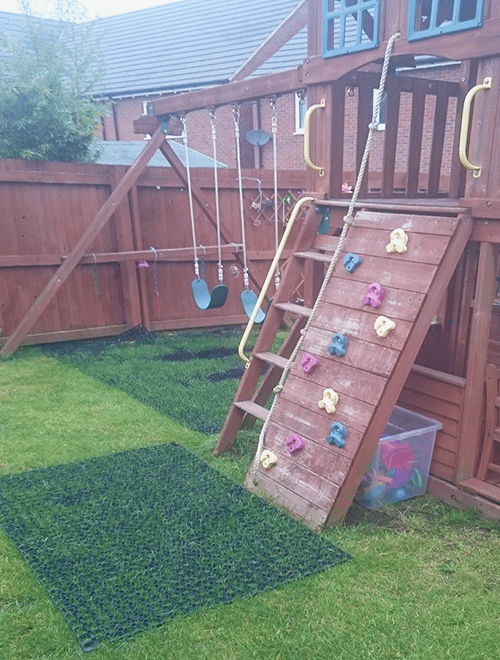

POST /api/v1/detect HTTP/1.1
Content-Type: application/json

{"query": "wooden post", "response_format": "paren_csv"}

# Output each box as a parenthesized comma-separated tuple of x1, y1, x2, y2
(110, 167, 143, 329)
(455, 241, 497, 482)
(0, 125, 166, 358)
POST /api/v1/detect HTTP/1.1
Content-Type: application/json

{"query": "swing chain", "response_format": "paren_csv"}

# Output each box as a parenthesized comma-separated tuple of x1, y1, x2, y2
(243, 267, 250, 289)
(232, 103, 241, 138)
(270, 96, 278, 134)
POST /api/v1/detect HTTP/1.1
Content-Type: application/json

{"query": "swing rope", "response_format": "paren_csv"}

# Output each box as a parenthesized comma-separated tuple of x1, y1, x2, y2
(232, 103, 250, 290)
(249, 32, 401, 483)
(181, 113, 200, 279)
(209, 107, 224, 285)
(270, 96, 280, 289)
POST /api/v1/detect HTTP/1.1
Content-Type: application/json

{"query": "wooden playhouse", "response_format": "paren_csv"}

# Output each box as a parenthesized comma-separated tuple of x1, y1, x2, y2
(4, 0, 500, 527)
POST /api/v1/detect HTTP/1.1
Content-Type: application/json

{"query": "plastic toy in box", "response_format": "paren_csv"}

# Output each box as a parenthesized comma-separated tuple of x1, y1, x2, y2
(355, 407, 442, 510)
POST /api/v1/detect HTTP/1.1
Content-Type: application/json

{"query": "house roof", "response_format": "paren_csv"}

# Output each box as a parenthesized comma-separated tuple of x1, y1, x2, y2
(90, 0, 306, 98)
(0, 1, 306, 99)
(90, 140, 227, 168)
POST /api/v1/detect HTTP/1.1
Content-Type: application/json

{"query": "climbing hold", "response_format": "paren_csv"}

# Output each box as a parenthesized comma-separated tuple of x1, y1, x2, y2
(374, 315, 396, 338)
(286, 433, 305, 453)
(328, 332, 348, 357)
(315, 206, 330, 235)
(301, 353, 320, 374)
(362, 282, 385, 308)
(259, 449, 278, 469)
(386, 228, 409, 254)
(326, 422, 348, 448)
(343, 253, 363, 273)
(318, 388, 339, 414)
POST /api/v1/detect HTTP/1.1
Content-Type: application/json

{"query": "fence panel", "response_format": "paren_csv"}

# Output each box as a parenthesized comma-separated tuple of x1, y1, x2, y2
(0, 159, 305, 345)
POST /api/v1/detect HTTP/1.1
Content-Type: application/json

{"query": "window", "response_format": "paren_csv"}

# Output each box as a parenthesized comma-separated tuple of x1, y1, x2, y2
(322, 0, 381, 58)
(408, 0, 485, 41)
(295, 92, 307, 134)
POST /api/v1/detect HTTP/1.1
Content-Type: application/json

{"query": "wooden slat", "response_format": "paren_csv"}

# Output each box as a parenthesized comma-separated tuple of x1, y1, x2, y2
(273, 301, 312, 317)
(293, 250, 333, 263)
(303, 325, 399, 378)
(321, 280, 425, 321)
(254, 351, 288, 369)
(292, 348, 387, 406)
(381, 76, 402, 197)
(459, 477, 500, 503)
(340, 226, 452, 264)
(233, 400, 269, 421)
(406, 79, 427, 198)
(427, 82, 450, 198)
(456, 242, 497, 481)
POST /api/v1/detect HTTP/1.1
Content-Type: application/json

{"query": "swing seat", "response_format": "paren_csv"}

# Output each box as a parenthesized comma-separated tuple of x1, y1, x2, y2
(240, 289, 265, 324)
(191, 279, 228, 310)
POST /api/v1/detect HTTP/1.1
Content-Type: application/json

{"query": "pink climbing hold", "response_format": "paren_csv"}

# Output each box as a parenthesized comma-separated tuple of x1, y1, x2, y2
(286, 433, 305, 453)
(301, 353, 320, 373)
(362, 282, 385, 308)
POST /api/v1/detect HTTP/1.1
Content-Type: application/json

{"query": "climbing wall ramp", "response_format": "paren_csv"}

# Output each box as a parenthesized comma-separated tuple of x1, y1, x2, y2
(245, 209, 472, 529)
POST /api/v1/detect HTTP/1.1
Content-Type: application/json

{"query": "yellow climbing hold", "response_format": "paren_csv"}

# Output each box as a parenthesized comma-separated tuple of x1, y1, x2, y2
(386, 228, 409, 254)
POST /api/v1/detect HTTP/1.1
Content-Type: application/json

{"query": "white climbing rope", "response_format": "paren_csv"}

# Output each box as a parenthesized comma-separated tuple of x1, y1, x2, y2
(181, 114, 200, 279)
(209, 108, 224, 284)
(250, 32, 401, 483)
(233, 104, 250, 289)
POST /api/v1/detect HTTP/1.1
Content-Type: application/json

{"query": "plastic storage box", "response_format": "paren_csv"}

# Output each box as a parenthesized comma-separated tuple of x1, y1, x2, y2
(355, 406, 442, 510)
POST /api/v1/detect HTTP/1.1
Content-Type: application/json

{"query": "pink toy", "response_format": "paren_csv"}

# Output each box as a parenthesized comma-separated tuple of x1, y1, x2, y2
(362, 282, 385, 308)
(286, 433, 305, 453)
(301, 353, 320, 373)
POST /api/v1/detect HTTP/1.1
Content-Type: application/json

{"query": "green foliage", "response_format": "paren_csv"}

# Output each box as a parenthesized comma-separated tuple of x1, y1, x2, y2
(0, 1, 105, 162)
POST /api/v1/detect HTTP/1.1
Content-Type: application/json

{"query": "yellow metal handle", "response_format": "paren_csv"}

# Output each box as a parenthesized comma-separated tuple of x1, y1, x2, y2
(238, 196, 314, 364)
(459, 77, 492, 179)
(303, 99, 325, 176)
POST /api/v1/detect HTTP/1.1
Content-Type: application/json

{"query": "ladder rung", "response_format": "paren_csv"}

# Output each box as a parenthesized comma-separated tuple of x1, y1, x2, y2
(234, 400, 269, 421)
(254, 351, 288, 369)
(274, 301, 312, 317)
(294, 250, 332, 264)
(488, 463, 500, 474)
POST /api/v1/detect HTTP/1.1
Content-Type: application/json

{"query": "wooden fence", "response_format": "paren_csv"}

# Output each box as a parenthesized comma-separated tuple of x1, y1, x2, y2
(0, 158, 306, 346)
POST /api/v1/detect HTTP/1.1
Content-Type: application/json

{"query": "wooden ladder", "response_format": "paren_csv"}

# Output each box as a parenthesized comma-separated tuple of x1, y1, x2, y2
(216, 203, 473, 529)
(214, 201, 335, 455)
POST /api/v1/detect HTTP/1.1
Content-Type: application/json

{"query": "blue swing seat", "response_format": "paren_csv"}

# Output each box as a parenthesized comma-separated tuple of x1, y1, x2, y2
(191, 279, 228, 310)
(240, 289, 265, 324)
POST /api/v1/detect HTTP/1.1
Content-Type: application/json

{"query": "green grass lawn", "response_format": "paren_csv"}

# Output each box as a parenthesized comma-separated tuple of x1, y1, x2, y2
(1, 329, 500, 659)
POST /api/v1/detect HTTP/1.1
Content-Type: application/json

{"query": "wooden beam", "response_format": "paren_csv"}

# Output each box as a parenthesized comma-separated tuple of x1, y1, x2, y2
(455, 241, 498, 482)
(231, 1, 307, 81)
(144, 68, 303, 118)
(0, 125, 167, 358)
(110, 167, 143, 329)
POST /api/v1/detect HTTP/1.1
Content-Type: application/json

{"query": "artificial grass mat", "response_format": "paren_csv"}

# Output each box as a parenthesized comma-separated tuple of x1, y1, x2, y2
(0, 442, 350, 652)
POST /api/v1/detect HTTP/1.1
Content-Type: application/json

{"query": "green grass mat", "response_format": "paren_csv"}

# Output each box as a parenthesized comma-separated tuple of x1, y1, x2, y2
(0, 443, 350, 652)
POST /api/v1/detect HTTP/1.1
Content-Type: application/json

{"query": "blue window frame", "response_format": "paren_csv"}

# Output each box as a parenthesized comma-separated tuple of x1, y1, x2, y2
(408, 0, 485, 41)
(322, 0, 381, 58)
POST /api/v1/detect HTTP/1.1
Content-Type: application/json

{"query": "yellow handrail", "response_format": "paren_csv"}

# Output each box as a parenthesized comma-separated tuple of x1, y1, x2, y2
(238, 196, 314, 364)
(459, 76, 492, 179)
(303, 99, 325, 176)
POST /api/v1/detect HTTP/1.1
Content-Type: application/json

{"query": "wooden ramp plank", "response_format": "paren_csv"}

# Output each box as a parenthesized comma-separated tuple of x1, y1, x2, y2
(246, 210, 472, 527)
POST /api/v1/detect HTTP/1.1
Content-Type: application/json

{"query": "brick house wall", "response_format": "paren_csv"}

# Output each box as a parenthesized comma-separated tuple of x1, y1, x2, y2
(98, 63, 462, 187)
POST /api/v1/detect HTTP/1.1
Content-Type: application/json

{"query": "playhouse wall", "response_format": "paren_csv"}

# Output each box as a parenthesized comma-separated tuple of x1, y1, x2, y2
(398, 367, 465, 484)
